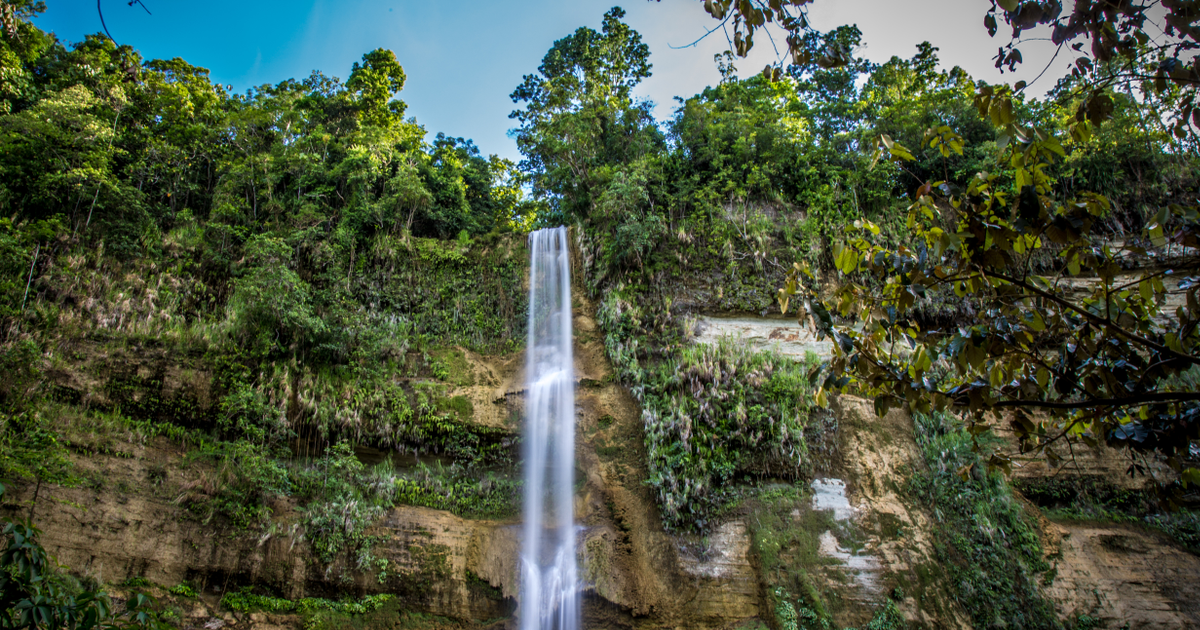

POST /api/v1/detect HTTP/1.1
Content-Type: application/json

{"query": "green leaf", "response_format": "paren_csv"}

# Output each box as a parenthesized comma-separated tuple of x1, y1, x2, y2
(1182, 467, 1200, 489)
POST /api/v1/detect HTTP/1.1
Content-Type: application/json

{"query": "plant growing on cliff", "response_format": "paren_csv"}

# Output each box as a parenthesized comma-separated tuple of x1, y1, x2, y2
(0, 412, 75, 521)
(296, 442, 395, 574)
(393, 462, 521, 519)
(909, 412, 1060, 629)
(597, 283, 827, 532)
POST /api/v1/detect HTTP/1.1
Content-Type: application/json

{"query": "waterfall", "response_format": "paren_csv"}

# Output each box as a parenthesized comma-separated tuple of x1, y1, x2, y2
(521, 227, 579, 630)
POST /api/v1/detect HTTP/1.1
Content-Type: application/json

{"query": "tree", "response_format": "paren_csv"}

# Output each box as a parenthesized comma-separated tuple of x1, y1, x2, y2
(0, 0, 49, 114)
(509, 6, 663, 222)
(346, 48, 407, 129)
(679, 0, 1198, 139)
(778, 92, 1200, 484)
(678, 0, 1200, 480)
(984, 0, 1200, 141)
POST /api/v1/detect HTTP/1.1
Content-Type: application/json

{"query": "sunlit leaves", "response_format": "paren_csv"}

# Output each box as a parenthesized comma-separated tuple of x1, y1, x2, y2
(867, 134, 915, 170)
(780, 90, 1200, 475)
(509, 7, 660, 220)
(925, 125, 964, 158)
(346, 48, 407, 128)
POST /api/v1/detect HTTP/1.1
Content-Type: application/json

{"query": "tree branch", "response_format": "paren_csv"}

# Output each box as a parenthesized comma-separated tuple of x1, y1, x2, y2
(982, 269, 1200, 366)
(992, 390, 1200, 410)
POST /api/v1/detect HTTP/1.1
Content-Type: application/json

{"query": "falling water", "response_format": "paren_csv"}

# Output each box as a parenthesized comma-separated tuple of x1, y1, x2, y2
(521, 227, 579, 630)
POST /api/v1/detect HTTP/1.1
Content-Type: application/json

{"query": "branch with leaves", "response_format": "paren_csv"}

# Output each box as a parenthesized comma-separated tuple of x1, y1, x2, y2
(780, 84, 1200, 484)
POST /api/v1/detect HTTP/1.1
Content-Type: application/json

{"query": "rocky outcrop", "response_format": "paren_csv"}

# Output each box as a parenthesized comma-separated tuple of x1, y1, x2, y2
(1041, 522, 1200, 629)
(10, 292, 1200, 630)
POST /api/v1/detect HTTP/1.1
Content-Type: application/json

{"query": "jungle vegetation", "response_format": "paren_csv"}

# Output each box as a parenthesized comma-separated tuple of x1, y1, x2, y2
(0, 0, 1198, 628)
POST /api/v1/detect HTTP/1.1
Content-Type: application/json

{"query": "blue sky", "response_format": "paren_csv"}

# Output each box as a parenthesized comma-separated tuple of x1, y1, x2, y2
(35, 0, 1068, 162)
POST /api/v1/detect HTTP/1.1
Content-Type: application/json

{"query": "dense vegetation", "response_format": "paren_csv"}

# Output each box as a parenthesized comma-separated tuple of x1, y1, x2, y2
(0, 0, 530, 596)
(2, 0, 1200, 628)
(516, 6, 1199, 530)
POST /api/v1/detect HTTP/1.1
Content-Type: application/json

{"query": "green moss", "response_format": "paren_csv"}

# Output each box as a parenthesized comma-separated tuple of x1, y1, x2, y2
(465, 570, 504, 601)
(909, 412, 1061, 630)
(436, 395, 475, 422)
(594, 438, 623, 459)
(875, 513, 904, 539)
(397, 539, 452, 593)
(430, 348, 475, 387)
(746, 488, 837, 623)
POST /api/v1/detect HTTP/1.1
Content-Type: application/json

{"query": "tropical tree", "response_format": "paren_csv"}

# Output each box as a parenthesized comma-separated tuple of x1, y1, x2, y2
(346, 48, 407, 130)
(675, 0, 1200, 481)
(509, 6, 664, 222)
(680, 0, 1199, 140)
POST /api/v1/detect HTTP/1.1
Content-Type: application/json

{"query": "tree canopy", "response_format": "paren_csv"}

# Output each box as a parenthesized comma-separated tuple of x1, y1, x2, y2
(509, 6, 663, 223)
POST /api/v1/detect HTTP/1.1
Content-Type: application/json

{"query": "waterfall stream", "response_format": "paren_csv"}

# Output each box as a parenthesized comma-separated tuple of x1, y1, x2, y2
(521, 227, 579, 630)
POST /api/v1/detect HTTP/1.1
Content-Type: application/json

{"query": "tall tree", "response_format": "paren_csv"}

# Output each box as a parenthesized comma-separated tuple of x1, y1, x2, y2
(347, 48, 407, 130)
(509, 6, 663, 222)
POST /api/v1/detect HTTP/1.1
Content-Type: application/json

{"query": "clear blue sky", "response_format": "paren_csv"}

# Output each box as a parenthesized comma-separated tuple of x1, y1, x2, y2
(35, 0, 1068, 163)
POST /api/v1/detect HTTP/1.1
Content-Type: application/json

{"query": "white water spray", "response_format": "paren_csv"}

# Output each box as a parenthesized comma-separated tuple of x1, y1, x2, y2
(520, 227, 579, 630)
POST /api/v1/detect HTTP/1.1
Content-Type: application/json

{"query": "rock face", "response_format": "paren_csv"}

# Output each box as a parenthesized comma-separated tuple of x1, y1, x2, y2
(566, 293, 765, 629)
(10, 292, 1200, 630)
(693, 315, 832, 360)
(1041, 522, 1200, 629)
(817, 398, 974, 630)
(6, 292, 768, 630)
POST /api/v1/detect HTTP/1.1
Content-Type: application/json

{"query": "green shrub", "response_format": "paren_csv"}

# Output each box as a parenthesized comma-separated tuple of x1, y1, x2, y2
(220, 587, 395, 618)
(393, 462, 520, 519)
(295, 442, 395, 570)
(168, 583, 197, 598)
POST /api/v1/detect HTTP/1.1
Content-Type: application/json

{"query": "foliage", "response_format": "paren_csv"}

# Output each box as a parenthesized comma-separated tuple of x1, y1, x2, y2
(393, 463, 520, 520)
(509, 6, 663, 223)
(165, 584, 195, 599)
(908, 413, 1060, 630)
(220, 587, 394, 617)
(1015, 475, 1200, 553)
(781, 88, 1200, 481)
(0, 411, 76, 508)
(689, 0, 838, 75)
(293, 442, 395, 571)
(681, 0, 1200, 150)
(597, 279, 827, 531)
(984, 0, 1200, 143)
(225, 235, 323, 361)
(176, 439, 292, 530)
(0, 483, 166, 630)
(302, 598, 460, 630)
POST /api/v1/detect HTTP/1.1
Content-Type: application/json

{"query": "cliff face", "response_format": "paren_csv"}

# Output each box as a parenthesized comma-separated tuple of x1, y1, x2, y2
(7, 247, 1200, 630)
(8, 291, 766, 629)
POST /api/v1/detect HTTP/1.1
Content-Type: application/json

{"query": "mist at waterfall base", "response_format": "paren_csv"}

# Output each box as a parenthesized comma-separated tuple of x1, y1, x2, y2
(520, 227, 580, 630)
